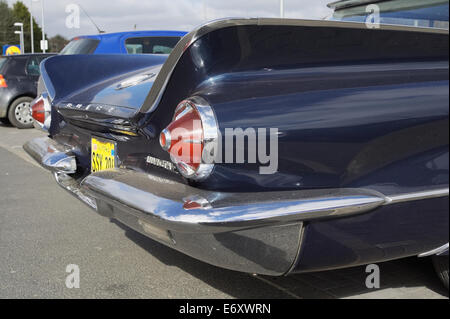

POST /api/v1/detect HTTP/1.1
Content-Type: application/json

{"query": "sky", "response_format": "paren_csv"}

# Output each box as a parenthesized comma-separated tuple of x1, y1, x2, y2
(6, 0, 333, 38)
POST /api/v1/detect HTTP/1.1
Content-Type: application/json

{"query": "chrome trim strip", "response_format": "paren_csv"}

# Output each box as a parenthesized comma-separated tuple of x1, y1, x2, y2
(384, 188, 449, 205)
(418, 243, 449, 258)
(81, 169, 386, 233)
(139, 18, 448, 116)
(115, 73, 156, 90)
(82, 173, 449, 233)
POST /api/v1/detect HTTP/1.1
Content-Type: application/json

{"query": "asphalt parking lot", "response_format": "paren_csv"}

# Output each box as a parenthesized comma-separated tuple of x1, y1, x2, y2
(0, 122, 448, 299)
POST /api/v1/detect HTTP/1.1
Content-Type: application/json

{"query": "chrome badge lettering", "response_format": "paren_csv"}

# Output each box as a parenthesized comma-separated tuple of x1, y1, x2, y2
(146, 156, 177, 173)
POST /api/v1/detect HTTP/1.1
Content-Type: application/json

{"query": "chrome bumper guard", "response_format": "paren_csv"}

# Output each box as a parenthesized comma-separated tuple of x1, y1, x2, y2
(25, 137, 437, 275)
(23, 137, 76, 174)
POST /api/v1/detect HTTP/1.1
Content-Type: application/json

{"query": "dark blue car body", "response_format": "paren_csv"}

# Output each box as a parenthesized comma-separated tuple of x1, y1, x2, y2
(24, 0, 449, 284)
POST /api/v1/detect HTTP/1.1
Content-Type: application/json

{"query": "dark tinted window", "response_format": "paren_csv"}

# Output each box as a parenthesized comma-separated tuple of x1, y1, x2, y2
(0, 58, 6, 71)
(125, 36, 181, 54)
(60, 38, 100, 55)
(3, 56, 27, 76)
(26, 56, 42, 76)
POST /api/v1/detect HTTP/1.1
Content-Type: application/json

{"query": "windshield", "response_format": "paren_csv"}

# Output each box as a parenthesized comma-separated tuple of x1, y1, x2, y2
(60, 38, 100, 55)
(330, 0, 449, 29)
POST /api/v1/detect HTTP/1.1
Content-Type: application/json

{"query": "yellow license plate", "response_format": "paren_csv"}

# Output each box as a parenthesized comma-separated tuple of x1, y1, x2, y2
(91, 137, 116, 173)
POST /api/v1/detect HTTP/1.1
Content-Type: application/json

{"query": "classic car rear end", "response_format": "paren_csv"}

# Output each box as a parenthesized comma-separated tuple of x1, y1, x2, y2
(24, 5, 449, 286)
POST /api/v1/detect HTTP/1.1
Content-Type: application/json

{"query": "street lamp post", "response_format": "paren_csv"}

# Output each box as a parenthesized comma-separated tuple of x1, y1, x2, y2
(14, 23, 25, 54)
(40, 0, 46, 53)
(280, 0, 284, 18)
(32, 0, 46, 53)
(30, 0, 34, 53)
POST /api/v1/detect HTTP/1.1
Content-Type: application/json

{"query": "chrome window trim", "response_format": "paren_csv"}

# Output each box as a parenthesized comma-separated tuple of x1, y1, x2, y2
(138, 17, 448, 117)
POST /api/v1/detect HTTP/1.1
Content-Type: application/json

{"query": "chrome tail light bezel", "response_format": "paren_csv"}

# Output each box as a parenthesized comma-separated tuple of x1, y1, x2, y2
(31, 92, 52, 131)
(160, 96, 219, 181)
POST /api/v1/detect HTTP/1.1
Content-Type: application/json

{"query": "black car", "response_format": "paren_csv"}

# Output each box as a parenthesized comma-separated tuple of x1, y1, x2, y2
(0, 53, 55, 128)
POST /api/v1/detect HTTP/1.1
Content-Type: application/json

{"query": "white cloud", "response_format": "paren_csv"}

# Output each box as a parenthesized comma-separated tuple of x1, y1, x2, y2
(7, 0, 332, 38)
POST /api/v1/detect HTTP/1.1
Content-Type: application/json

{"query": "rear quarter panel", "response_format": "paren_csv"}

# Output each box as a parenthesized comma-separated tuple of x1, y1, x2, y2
(135, 22, 449, 269)
(135, 23, 449, 194)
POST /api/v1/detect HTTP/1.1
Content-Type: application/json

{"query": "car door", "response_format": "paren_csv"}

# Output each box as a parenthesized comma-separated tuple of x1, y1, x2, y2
(2, 56, 28, 93)
(25, 56, 43, 94)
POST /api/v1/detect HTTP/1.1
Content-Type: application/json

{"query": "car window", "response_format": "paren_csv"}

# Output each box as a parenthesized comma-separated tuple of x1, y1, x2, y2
(330, 0, 449, 29)
(60, 38, 100, 55)
(0, 58, 6, 72)
(26, 56, 41, 76)
(125, 37, 181, 54)
(3, 56, 28, 76)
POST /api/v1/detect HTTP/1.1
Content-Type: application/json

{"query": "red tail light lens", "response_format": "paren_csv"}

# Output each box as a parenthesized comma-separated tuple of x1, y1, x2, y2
(30, 93, 51, 131)
(31, 98, 45, 124)
(0, 75, 7, 88)
(160, 97, 218, 180)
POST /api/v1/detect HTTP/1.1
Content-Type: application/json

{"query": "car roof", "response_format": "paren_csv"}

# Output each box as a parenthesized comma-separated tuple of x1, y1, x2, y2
(73, 30, 188, 41)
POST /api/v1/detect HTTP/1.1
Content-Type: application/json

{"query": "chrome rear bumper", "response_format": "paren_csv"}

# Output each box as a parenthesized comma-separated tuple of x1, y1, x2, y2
(23, 137, 76, 174)
(23, 137, 448, 275)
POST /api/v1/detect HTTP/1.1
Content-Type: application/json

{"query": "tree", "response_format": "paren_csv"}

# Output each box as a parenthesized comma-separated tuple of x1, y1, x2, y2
(0, 0, 16, 49)
(1, 0, 68, 54)
(11, 1, 44, 53)
(49, 35, 69, 53)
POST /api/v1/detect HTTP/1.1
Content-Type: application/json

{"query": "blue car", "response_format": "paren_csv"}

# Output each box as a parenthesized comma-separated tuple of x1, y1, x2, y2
(25, 0, 449, 289)
(59, 30, 187, 55)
